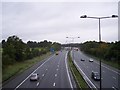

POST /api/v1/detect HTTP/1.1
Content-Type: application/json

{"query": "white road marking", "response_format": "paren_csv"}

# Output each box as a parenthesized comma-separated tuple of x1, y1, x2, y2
(42, 74, 45, 77)
(112, 76, 116, 80)
(53, 83, 56, 86)
(94, 61, 120, 75)
(14, 55, 54, 90)
(74, 60, 97, 88)
(65, 52, 73, 89)
(46, 69, 48, 71)
(36, 82, 39, 86)
(55, 74, 57, 77)
(112, 86, 117, 90)
(57, 65, 59, 67)
(112, 87, 114, 89)
(56, 68, 59, 71)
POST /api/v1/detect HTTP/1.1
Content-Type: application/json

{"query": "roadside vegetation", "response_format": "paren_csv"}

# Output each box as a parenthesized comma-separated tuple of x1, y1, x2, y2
(2, 35, 61, 82)
(2, 52, 51, 82)
(68, 51, 89, 88)
(80, 41, 120, 69)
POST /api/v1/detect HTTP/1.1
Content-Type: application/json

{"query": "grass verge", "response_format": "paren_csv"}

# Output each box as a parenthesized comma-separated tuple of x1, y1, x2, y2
(2, 52, 51, 82)
(68, 51, 89, 88)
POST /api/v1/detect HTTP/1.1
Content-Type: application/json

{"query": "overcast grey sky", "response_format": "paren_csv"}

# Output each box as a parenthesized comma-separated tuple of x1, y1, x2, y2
(1, 0, 119, 44)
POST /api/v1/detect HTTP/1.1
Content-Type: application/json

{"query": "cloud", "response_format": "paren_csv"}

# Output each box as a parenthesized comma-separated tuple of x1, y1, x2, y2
(2, 2, 118, 43)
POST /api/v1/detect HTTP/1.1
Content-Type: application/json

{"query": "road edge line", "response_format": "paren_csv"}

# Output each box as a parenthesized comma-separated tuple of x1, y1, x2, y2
(74, 60, 97, 89)
(65, 51, 73, 89)
(14, 55, 54, 90)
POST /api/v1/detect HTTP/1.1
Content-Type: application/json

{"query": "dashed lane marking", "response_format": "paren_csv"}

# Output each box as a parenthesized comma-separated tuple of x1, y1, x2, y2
(94, 61, 120, 75)
(53, 83, 56, 86)
(42, 74, 45, 77)
(36, 82, 39, 86)
(14, 55, 54, 90)
(112, 76, 116, 80)
(55, 74, 57, 77)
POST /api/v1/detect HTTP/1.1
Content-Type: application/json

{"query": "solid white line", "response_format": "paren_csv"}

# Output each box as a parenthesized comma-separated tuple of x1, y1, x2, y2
(65, 52, 73, 89)
(36, 82, 39, 86)
(14, 55, 54, 90)
(53, 83, 56, 86)
(74, 61, 97, 89)
(94, 61, 120, 75)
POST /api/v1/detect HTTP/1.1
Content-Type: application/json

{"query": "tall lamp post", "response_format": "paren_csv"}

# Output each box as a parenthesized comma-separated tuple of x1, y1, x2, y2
(66, 37, 80, 62)
(80, 15, 118, 90)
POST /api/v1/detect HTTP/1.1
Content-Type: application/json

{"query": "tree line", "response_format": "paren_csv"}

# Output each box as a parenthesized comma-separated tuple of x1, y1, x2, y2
(2, 35, 61, 68)
(80, 41, 120, 63)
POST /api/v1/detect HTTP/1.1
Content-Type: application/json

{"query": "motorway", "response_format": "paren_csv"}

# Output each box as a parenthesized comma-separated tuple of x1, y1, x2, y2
(2, 51, 74, 89)
(2, 49, 120, 89)
(71, 49, 120, 89)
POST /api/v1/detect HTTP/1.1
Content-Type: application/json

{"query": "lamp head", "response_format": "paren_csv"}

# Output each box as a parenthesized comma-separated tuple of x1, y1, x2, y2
(112, 15, 118, 18)
(80, 15, 87, 18)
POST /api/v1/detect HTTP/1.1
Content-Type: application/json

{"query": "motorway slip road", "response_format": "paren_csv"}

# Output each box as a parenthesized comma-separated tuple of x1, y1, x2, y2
(2, 51, 74, 89)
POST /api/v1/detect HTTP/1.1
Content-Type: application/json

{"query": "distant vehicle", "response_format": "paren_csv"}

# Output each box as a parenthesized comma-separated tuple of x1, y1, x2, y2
(76, 49, 78, 51)
(91, 71, 100, 81)
(74, 48, 79, 51)
(56, 52, 59, 55)
(89, 58, 93, 62)
(30, 73, 39, 81)
(81, 59, 85, 61)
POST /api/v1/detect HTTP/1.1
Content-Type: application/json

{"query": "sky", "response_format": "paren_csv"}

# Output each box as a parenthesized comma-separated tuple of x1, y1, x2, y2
(1, 0, 119, 44)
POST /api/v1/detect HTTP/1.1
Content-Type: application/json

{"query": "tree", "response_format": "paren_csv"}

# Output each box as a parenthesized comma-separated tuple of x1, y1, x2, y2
(2, 35, 29, 62)
(51, 42, 61, 51)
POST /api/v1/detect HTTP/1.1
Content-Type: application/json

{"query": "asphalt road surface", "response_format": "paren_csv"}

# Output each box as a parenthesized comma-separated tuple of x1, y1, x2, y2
(71, 49, 120, 89)
(2, 51, 74, 89)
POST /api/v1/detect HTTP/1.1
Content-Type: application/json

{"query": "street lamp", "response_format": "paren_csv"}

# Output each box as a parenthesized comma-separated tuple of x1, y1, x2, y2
(80, 15, 118, 90)
(66, 37, 80, 43)
(66, 37, 80, 62)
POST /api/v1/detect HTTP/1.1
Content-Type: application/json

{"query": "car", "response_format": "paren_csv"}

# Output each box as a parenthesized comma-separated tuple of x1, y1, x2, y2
(89, 58, 93, 62)
(30, 73, 39, 81)
(91, 71, 100, 81)
(81, 59, 85, 61)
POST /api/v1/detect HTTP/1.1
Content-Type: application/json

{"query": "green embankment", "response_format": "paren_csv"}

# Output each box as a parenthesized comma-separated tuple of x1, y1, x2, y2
(2, 52, 51, 82)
